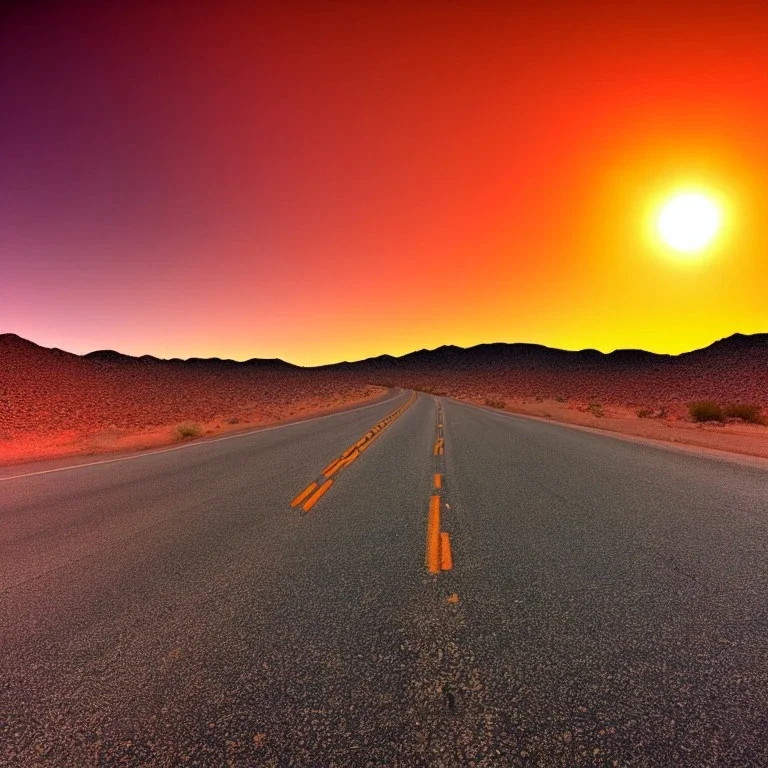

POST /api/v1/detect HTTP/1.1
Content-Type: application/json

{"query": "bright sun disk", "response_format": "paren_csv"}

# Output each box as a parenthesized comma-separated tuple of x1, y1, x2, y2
(657, 192, 722, 254)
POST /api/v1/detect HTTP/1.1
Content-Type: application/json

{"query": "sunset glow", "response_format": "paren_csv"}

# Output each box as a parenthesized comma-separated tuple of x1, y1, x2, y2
(2, 2, 768, 364)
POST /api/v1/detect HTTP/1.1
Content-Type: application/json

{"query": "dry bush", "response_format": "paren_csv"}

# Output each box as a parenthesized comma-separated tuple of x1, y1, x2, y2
(176, 422, 202, 439)
(724, 403, 765, 425)
(689, 401, 724, 423)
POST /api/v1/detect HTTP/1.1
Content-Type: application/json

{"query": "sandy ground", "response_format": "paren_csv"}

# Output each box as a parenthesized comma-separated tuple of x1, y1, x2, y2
(0, 387, 387, 467)
(5, 388, 767, 467)
(462, 396, 768, 460)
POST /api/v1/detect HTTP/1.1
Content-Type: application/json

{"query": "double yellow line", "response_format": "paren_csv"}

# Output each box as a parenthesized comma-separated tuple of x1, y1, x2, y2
(426, 403, 452, 574)
(427, 489, 452, 574)
(291, 392, 417, 512)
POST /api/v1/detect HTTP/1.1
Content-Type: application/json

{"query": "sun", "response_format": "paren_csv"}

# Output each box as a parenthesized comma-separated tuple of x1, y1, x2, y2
(656, 192, 722, 254)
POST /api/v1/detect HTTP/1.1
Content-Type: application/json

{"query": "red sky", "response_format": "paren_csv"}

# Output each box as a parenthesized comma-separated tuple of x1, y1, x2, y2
(2, 1, 768, 364)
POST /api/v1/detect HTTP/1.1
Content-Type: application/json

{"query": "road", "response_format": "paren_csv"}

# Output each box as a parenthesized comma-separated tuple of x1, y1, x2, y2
(1, 389, 767, 767)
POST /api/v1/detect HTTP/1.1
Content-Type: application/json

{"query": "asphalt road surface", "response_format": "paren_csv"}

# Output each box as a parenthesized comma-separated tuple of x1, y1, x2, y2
(2, 390, 767, 767)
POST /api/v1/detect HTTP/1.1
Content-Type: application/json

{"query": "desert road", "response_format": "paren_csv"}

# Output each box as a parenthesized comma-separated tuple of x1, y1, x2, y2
(2, 390, 768, 767)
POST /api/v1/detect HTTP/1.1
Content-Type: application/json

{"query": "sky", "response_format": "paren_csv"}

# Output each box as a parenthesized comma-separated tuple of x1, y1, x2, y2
(2, 1, 768, 365)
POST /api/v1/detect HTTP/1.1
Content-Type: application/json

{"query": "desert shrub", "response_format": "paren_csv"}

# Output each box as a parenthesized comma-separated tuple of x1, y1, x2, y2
(724, 403, 765, 425)
(658, 406, 668, 419)
(636, 408, 653, 418)
(176, 422, 202, 439)
(689, 400, 724, 422)
(227, 417, 241, 425)
(555, 396, 567, 403)
(485, 398, 506, 409)
(588, 402, 604, 418)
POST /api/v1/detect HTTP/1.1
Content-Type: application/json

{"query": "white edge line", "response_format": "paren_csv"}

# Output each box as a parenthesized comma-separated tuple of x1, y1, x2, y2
(0, 389, 409, 483)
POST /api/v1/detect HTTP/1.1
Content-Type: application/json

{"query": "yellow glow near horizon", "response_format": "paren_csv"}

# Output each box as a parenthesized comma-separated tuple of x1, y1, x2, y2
(656, 191, 722, 255)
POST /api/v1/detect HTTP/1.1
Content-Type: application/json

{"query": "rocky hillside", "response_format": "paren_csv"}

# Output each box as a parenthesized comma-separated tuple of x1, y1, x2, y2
(0, 334, 379, 460)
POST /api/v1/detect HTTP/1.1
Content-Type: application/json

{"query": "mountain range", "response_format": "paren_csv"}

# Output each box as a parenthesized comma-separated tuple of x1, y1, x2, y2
(4, 331, 766, 370)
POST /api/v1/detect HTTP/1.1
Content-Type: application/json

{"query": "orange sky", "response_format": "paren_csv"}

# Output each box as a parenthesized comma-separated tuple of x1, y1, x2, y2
(2, 1, 767, 365)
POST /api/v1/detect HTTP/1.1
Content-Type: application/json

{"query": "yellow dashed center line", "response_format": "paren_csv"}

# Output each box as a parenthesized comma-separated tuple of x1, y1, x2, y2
(322, 458, 343, 477)
(302, 479, 333, 512)
(426, 494, 441, 574)
(426, 401, 453, 574)
(440, 532, 453, 571)
(291, 481, 318, 508)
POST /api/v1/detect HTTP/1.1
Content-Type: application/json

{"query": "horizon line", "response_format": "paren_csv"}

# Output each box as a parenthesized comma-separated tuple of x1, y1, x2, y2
(2, 329, 765, 369)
